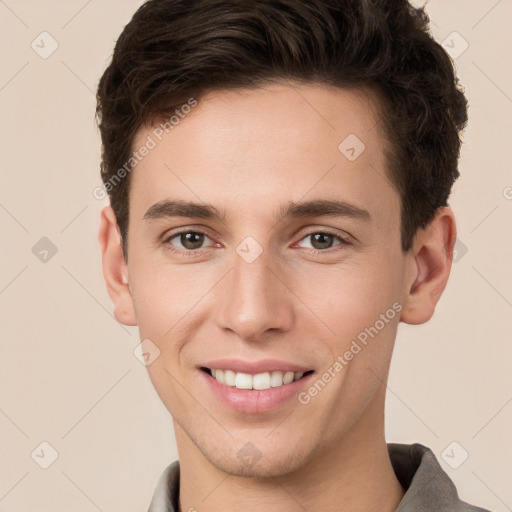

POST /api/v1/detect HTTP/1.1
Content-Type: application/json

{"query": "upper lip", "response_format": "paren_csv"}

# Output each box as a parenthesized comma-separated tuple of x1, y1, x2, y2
(201, 358, 313, 374)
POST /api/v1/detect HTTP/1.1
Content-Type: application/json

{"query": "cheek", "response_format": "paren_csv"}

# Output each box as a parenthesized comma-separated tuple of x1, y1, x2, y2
(292, 257, 402, 342)
(134, 267, 207, 408)
(130, 260, 214, 336)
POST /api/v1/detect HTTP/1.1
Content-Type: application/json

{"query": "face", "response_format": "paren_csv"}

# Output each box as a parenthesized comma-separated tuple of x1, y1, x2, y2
(122, 83, 412, 476)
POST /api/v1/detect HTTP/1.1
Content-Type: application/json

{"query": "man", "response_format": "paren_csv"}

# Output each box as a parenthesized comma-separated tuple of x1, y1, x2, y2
(96, 0, 491, 510)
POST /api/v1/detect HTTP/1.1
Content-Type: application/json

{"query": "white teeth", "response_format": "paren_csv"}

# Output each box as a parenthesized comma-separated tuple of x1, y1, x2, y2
(253, 372, 271, 390)
(283, 371, 294, 384)
(209, 369, 307, 390)
(224, 370, 236, 386)
(235, 372, 253, 389)
(270, 371, 283, 387)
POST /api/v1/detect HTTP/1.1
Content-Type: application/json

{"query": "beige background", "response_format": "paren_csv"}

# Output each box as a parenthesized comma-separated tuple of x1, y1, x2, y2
(1, 0, 511, 510)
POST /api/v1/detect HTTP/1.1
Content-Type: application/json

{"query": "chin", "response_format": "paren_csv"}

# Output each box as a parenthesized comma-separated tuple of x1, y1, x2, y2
(203, 441, 313, 479)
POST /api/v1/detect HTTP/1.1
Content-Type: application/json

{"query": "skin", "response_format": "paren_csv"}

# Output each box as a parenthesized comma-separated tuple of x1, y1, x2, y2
(98, 82, 456, 512)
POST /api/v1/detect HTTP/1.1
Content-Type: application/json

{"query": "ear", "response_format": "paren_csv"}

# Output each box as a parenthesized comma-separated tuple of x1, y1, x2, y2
(97, 206, 137, 326)
(400, 207, 457, 325)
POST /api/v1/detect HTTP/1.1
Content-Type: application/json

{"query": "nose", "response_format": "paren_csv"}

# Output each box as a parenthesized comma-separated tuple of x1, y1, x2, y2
(214, 249, 294, 342)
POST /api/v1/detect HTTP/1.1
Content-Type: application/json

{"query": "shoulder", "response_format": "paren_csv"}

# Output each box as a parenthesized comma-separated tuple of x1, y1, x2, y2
(388, 443, 493, 512)
(147, 460, 180, 512)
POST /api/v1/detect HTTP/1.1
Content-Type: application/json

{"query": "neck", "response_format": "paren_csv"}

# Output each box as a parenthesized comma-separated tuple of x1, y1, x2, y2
(175, 386, 405, 512)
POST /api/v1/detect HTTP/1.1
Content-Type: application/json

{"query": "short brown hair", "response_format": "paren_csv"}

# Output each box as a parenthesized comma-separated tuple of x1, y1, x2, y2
(96, 0, 468, 258)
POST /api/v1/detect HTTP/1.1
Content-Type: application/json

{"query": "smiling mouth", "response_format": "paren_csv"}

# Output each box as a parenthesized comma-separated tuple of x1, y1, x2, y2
(201, 367, 315, 390)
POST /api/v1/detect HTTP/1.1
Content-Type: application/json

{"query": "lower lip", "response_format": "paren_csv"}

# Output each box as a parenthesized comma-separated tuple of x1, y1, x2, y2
(199, 369, 315, 413)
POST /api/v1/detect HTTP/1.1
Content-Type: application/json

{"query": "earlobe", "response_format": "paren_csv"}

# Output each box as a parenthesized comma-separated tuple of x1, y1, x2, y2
(97, 206, 137, 326)
(400, 207, 456, 325)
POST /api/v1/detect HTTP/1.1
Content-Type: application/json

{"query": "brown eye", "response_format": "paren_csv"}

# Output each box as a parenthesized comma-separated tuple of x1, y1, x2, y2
(165, 230, 213, 251)
(309, 233, 335, 250)
(296, 231, 350, 251)
(179, 232, 205, 250)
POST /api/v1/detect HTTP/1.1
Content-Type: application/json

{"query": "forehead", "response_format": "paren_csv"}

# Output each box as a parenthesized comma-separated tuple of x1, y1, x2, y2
(129, 83, 398, 227)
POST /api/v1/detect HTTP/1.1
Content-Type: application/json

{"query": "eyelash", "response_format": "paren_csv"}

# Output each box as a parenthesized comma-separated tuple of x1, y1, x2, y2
(162, 228, 352, 256)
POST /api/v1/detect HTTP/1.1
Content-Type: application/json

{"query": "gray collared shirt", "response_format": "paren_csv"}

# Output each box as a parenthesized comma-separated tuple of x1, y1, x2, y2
(147, 443, 492, 512)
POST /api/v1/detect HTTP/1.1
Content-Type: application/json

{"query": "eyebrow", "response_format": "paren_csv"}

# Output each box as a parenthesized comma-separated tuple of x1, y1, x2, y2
(142, 198, 371, 222)
(278, 199, 371, 221)
(143, 200, 225, 222)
